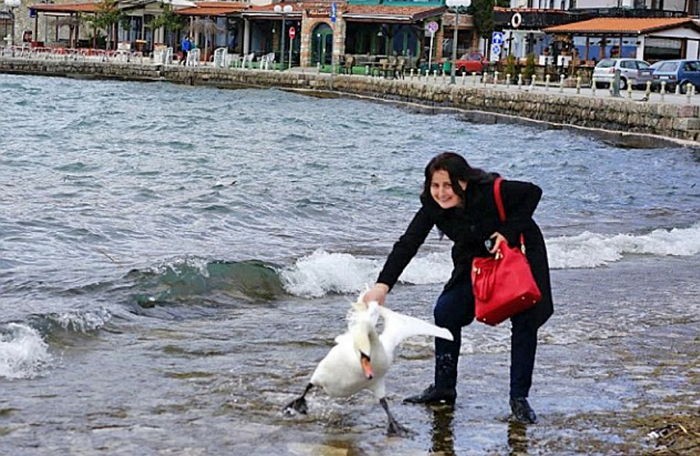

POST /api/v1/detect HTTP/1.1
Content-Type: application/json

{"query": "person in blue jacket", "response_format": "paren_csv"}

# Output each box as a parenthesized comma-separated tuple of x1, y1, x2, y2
(363, 152, 553, 424)
(180, 35, 192, 65)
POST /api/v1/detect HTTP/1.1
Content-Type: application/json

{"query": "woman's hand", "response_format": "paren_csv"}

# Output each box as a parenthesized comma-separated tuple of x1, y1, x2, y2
(488, 232, 507, 254)
(362, 283, 389, 305)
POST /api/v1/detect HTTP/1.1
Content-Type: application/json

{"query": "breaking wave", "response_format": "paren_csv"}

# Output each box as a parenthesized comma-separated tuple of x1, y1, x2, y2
(0, 323, 52, 380)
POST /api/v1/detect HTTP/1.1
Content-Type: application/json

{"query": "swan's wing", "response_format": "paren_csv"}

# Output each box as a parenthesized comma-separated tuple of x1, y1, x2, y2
(377, 305, 453, 356)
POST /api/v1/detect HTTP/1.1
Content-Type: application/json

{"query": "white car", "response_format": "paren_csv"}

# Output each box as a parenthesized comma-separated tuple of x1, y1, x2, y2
(592, 58, 654, 90)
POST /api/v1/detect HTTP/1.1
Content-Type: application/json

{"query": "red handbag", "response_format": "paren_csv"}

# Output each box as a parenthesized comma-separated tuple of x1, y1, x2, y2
(472, 178, 542, 326)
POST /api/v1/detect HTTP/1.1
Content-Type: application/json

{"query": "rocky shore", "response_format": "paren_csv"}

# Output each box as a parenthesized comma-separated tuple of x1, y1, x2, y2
(2, 57, 699, 148)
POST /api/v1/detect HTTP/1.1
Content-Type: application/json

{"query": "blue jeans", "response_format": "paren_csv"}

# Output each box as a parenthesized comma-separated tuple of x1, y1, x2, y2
(433, 281, 538, 398)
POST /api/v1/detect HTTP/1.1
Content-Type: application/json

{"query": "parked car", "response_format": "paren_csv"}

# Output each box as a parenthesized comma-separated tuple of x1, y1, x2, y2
(454, 52, 486, 74)
(592, 58, 653, 90)
(651, 59, 700, 93)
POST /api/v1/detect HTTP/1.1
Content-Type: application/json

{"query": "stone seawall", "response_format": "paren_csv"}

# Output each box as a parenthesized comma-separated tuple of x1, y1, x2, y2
(2, 58, 698, 148)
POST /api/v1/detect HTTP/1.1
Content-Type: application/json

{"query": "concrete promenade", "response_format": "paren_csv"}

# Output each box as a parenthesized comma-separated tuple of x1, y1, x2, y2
(1, 55, 698, 148)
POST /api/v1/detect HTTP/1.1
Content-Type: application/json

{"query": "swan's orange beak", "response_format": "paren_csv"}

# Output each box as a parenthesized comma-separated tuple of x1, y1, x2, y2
(360, 353, 373, 380)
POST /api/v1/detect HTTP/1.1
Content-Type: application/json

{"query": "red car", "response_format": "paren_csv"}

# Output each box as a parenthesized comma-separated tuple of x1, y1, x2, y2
(455, 52, 486, 74)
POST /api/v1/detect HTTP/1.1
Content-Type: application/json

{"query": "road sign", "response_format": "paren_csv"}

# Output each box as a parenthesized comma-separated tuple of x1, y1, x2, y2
(492, 32, 504, 44)
(426, 21, 439, 35)
(289, 27, 296, 39)
(490, 44, 501, 62)
(330, 2, 337, 22)
(491, 31, 504, 45)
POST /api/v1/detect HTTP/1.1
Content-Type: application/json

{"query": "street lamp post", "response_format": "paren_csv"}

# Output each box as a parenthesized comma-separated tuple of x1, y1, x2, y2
(4, 0, 21, 46)
(274, 4, 293, 70)
(445, 0, 471, 84)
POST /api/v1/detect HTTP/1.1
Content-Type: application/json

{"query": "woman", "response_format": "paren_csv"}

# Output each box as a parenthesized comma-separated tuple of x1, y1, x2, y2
(363, 152, 553, 424)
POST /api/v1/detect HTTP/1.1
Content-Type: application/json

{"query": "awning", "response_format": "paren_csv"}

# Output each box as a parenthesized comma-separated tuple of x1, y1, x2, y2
(343, 5, 445, 24)
(177, 2, 247, 17)
(544, 17, 698, 36)
(29, 2, 101, 14)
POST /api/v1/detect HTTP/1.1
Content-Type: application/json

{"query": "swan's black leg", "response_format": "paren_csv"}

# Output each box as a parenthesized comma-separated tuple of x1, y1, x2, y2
(380, 397, 409, 436)
(283, 383, 313, 415)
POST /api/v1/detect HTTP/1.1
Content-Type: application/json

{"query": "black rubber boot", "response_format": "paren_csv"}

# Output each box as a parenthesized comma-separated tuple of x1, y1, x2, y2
(403, 384, 456, 405)
(510, 397, 537, 424)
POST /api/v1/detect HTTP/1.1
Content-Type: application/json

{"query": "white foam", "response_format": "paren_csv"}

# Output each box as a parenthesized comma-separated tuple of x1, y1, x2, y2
(53, 308, 111, 333)
(548, 223, 700, 269)
(0, 323, 52, 379)
(281, 224, 700, 297)
(280, 249, 380, 297)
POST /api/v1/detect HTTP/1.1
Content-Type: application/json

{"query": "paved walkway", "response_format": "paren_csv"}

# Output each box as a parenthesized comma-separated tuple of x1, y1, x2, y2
(285, 66, 700, 107)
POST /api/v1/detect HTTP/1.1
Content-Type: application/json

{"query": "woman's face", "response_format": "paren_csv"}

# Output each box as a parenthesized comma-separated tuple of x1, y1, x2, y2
(430, 169, 466, 209)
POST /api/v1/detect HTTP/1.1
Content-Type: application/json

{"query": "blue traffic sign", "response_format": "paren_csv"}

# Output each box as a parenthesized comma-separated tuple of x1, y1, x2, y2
(491, 31, 504, 45)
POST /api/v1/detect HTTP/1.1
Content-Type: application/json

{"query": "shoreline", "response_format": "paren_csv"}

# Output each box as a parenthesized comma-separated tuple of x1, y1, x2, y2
(2, 58, 699, 150)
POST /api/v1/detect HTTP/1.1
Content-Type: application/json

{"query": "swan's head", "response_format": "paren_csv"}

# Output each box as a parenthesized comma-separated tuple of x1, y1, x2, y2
(352, 321, 374, 380)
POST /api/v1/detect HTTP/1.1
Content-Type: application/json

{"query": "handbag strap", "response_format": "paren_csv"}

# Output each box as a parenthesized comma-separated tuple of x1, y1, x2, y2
(493, 177, 526, 247)
(493, 177, 506, 222)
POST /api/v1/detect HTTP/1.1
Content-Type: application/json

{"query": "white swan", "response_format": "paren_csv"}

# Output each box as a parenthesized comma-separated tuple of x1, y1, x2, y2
(284, 297, 453, 435)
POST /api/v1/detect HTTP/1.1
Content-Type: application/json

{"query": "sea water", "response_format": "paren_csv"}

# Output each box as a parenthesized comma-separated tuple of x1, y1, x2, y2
(0, 74, 698, 454)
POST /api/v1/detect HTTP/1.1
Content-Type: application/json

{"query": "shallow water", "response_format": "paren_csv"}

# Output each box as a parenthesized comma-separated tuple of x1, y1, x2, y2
(1, 74, 698, 454)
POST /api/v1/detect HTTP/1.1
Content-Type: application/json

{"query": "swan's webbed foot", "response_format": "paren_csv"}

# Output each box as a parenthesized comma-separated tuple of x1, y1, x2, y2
(380, 397, 410, 436)
(283, 383, 313, 415)
(283, 396, 308, 415)
(386, 417, 410, 436)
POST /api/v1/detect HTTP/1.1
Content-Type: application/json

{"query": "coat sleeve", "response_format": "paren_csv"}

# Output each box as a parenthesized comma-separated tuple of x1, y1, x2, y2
(498, 180, 542, 245)
(377, 206, 434, 290)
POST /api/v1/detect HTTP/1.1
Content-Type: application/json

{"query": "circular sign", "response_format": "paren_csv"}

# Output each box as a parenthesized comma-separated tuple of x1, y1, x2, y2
(426, 21, 439, 34)
(289, 27, 296, 39)
(511, 12, 522, 29)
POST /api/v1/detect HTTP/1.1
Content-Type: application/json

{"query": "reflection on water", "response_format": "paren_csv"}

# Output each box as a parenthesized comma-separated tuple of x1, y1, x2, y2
(430, 406, 456, 455)
(507, 421, 529, 456)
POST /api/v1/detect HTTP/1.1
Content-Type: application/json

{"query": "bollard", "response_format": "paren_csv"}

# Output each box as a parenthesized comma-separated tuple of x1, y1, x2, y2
(660, 81, 666, 102)
(687, 83, 692, 103)
(518, 73, 523, 89)
(433, 70, 438, 82)
(576, 76, 581, 94)
(494, 71, 499, 85)
(317, 62, 321, 74)
(545, 74, 550, 91)
(530, 75, 536, 90)
(645, 81, 652, 100)
(365, 64, 370, 76)
(675, 83, 681, 95)
(610, 69, 621, 97)
(591, 78, 596, 96)
(559, 74, 565, 93)
(410, 68, 414, 80)
(461, 71, 466, 85)
(506, 73, 511, 87)
(472, 72, 477, 86)
(627, 81, 632, 99)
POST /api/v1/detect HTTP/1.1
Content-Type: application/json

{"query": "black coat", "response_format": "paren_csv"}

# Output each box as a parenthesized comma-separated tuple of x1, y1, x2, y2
(377, 179, 553, 329)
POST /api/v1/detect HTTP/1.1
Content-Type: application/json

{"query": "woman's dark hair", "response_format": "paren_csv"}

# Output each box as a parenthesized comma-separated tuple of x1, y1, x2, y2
(421, 152, 494, 203)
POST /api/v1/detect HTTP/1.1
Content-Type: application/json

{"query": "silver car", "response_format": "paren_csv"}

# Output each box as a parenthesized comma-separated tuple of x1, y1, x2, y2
(592, 58, 654, 90)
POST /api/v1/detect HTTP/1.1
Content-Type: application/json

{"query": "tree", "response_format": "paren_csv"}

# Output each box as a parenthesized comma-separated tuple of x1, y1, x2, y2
(87, 0, 123, 49)
(470, 0, 494, 41)
(146, 4, 186, 47)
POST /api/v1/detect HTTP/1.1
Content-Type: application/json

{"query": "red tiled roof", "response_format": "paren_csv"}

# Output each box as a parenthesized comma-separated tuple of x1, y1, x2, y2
(544, 17, 694, 34)
(29, 2, 101, 13)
